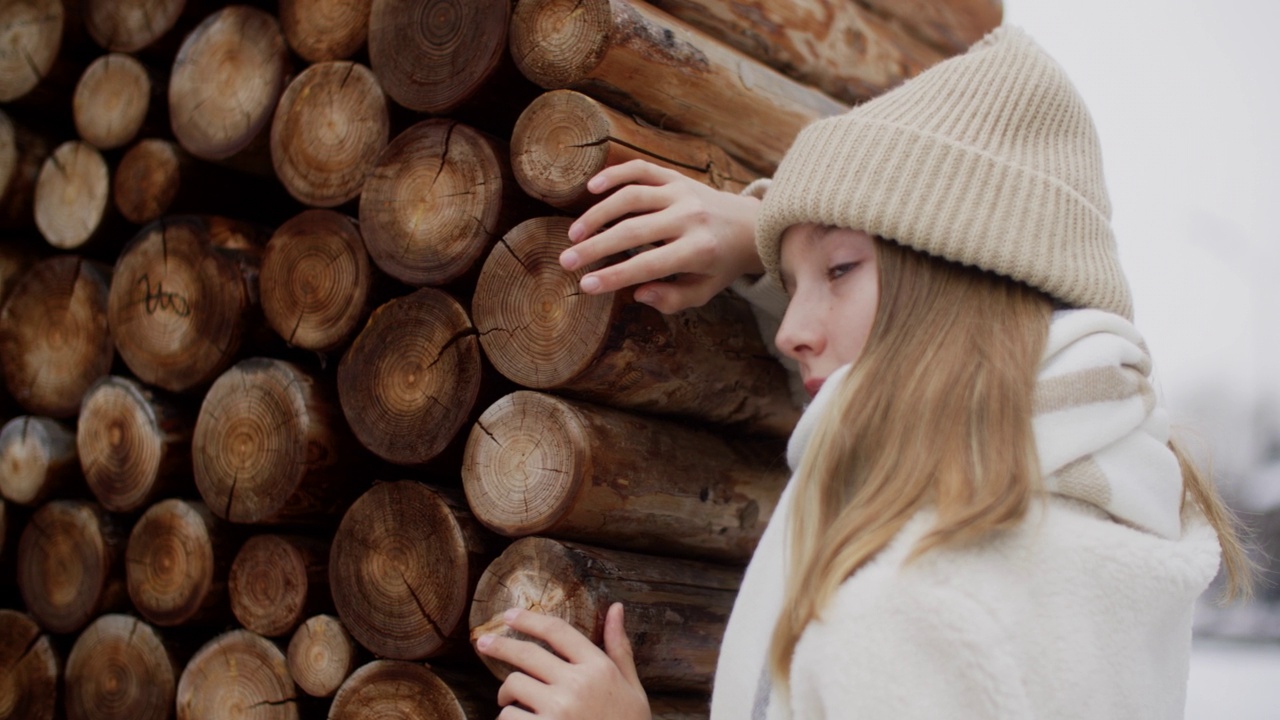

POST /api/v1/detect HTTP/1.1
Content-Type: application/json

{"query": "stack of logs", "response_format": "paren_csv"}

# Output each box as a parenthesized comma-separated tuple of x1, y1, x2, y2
(0, 0, 998, 718)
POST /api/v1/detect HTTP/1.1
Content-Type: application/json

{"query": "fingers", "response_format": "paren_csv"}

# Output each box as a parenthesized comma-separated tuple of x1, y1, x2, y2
(603, 603, 643, 689)
(497, 671, 545, 711)
(633, 277, 720, 314)
(586, 159, 685, 196)
(503, 608, 603, 665)
(475, 631, 567, 684)
(562, 211, 685, 272)
(497, 706, 536, 720)
(568, 183, 673, 245)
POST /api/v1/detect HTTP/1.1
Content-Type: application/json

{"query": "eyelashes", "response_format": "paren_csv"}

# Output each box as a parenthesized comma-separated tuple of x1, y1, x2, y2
(828, 262, 858, 282)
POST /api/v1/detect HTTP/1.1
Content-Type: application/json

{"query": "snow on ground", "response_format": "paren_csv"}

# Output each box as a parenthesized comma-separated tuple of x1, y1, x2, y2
(1186, 637, 1280, 719)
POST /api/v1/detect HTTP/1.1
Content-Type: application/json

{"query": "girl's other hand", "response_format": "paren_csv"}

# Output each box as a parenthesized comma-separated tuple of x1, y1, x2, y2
(476, 602, 651, 720)
(561, 159, 764, 314)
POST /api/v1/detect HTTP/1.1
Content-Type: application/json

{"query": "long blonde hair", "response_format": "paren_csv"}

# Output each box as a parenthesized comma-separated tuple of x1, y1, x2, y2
(768, 239, 1251, 682)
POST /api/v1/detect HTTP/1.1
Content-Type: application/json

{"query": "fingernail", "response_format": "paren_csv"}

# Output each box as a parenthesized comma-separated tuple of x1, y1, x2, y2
(560, 249, 579, 270)
(567, 222, 583, 242)
(504, 608, 521, 622)
(587, 176, 604, 193)
(636, 290, 657, 306)
(476, 634, 494, 650)
(580, 276, 600, 293)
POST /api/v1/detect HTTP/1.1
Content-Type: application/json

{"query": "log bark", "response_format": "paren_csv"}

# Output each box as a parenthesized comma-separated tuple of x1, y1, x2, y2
(473, 217, 799, 436)
(0, 255, 114, 418)
(193, 358, 358, 524)
(280, 0, 371, 62)
(73, 52, 155, 150)
(77, 375, 192, 513)
(463, 391, 786, 563)
(175, 629, 298, 720)
(0, 416, 78, 505)
(126, 498, 235, 627)
(0, 109, 51, 228)
(330, 481, 498, 660)
(328, 661, 496, 720)
(509, 0, 847, 174)
(270, 61, 389, 208)
(511, 89, 757, 212)
(65, 613, 178, 720)
(17, 499, 129, 634)
(85, 0, 198, 54)
(0, 0, 72, 103)
(230, 534, 331, 637)
(0, 610, 60, 720)
(286, 614, 359, 698)
(470, 536, 741, 693)
(107, 215, 266, 393)
(336, 288, 482, 466)
(857, 0, 1002, 55)
(359, 119, 529, 287)
(33, 140, 118, 251)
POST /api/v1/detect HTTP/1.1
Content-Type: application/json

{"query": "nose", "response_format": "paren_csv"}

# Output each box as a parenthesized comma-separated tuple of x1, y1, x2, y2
(775, 300, 824, 363)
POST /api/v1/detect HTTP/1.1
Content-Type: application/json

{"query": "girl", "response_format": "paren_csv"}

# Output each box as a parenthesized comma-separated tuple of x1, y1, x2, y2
(475, 26, 1249, 719)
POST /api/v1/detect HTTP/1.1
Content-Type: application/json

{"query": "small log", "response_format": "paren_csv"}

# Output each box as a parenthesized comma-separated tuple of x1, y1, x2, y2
(509, 0, 847, 174)
(280, 0, 371, 63)
(230, 534, 331, 637)
(359, 119, 529, 287)
(168, 6, 290, 170)
(0, 109, 51, 228)
(0, 610, 60, 720)
(193, 358, 358, 524)
(329, 481, 497, 660)
(286, 614, 359, 698)
(336, 288, 481, 466)
(85, 0, 198, 53)
(0, 416, 78, 505)
(470, 536, 741, 693)
(32, 140, 118, 251)
(0, 255, 114, 418)
(473, 217, 798, 436)
(857, 0, 1002, 55)
(17, 499, 129, 634)
(78, 375, 192, 513)
(261, 210, 374, 353)
(126, 498, 235, 627)
(0, 0, 70, 103)
(328, 661, 496, 720)
(73, 53, 155, 150)
(107, 215, 266, 393)
(65, 614, 179, 720)
(511, 89, 757, 212)
(463, 391, 786, 563)
(112, 138, 185, 224)
(175, 629, 298, 720)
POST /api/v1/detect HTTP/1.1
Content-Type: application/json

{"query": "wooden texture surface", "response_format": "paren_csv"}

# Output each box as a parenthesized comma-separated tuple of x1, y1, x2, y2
(126, 499, 235, 627)
(0, 109, 50, 228)
(85, 0, 193, 53)
(73, 53, 152, 150)
(175, 629, 298, 720)
(0, 0, 67, 103)
(65, 613, 178, 720)
(0, 609, 59, 720)
(229, 534, 331, 637)
(33, 140, 113, 250)
(17, 500, 128, 634)
(280, 0, 371, 62)
(0, 416, 78, 505)
(287, 614, 359, 698)
(328, 660, 495, 720)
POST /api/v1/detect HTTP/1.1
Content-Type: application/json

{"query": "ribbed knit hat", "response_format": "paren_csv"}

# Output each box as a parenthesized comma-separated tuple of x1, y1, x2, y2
(756, 25, 1133, 319)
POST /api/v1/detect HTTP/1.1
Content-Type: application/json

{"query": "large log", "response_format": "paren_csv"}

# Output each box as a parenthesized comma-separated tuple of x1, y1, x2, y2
(511, 89, 757, 212)
(0, 109, 50, 228)
(270, 61, 389, 208)
(17, 500, 129, 634)
(328, 661, 496, 720)
(193, 358, 358, 524)
(0, 0, 72, 104)
(0, 416, 78, 506)
(330, 481, 498, 660)
(0, 610, 60, 720)
(287, 614, 360, 698)
(78, 375, 192, 513)
(85, 0, 199, 53)
(33, 140, 117, 251)
(336, 288, 482, 466)
(175, 629, 298, 720)
(280, 0, 371, 63)
(858, 0, 1002, 55)
(107, 215, 266, 393)
(65, 614, 179, 720)
(470, 536, 741, 693)
(73, 53, 155, 150)
(509, 0, 847, 174)
(359, 119, 529, 287)
(0, 255, 113, 418)
(473, 217, 798, 436)
(463, 391, 786, 563)
(126, 498, 236, 627)
(229, 534, 332, 637)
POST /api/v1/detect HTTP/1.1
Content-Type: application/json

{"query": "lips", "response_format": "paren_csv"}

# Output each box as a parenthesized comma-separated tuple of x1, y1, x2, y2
(804, 377, 825, 397)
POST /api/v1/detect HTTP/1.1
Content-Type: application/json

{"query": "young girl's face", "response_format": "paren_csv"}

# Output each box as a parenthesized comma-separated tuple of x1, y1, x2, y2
(776, 224, 880, 398)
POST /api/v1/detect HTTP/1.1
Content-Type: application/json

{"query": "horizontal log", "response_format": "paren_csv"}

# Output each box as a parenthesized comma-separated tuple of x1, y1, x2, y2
(858, 0, 1002, 55)
(33, 140, 116, 251)
(473, 217, 798, 436)
(0, 109, 50, 228)
(73, 52, 153, 150)
(176, 629, 299, 720)
(0, 416, 78, 506)
(126, 498, 235, 627)
(287, 614, 360, 698)
(0, 610, 59, 720)
(0, 0, 68, 103)
(65, 614, 178, 720)
(281, 0, 371, 62)
(230, 534, 332, 637)
(18, 500, 129, 634)
(329, 661, 496, 720)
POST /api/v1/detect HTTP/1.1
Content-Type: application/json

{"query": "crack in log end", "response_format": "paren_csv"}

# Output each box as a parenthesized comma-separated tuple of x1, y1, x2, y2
(474, 420, 500, 446)
(612, 3, 711, 73)
(398, 569, 447, 643)
(248, 697, 297, 710)
(599, 134, 714, 176)
(496, 237, 534, 274)
(425, 327, 478, 371)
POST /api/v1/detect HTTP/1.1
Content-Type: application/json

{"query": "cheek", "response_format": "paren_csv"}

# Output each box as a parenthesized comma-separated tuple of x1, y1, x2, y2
(833, 284, 878, 366)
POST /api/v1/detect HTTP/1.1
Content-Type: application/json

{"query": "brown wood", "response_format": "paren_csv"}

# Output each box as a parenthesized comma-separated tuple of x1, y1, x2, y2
(85, 0, 193, 53)
(176, 629, 298, 720)
(0, 109, 50, 228)
(511, 89, 758, 212)
(0, 610, 60, 720)
(330, 481, 498, 660)
(193, 358, 357, 524)
(107, 215, 266, 393)
(73, 53, 154, 150)
(0, 244, 33, 309)
(0, 416, 78, 505)
(78, 375, 192, 513)
(65, 613, 178, 720)
(470, 536, 741, 693)
(126, 498, 235, 627)
(286, 614, 359, 698)
(858, 0, 1002, 55)
(270, 61, 389, 208)
(230, 534, 331, 637)
(337, 288, 482, 465)
(33, 140, 117, 251)
(168, 6, 290, 169)
(473, 217, 799, 436)
(463, 391, 786, 563)
(280, 0, 371, 63)
(649, 696, 710, 720)
(261, 210, 373, 353)
(509, 0, 847, 174)
(328, 660, 496, 720)
(359, 119, 529, 286)
(112, 139, 185, 224)
(17, 500, 129, 634)
(0, 255, 114, 418)
(0, 0, 69, 103)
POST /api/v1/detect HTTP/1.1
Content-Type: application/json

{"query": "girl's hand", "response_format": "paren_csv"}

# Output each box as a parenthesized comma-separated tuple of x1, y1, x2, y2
(476, 603, 651, 720)
(561, 159, 764, 314)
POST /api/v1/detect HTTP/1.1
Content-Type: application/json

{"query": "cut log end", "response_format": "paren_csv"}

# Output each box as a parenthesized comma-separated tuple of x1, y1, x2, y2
(17, 501, 121, 634)
(65, 614, 176, 720)
(113, 139, 182, 224)
(510, 0, 612, 89)
(0, 0, 65, 103)
(176, 630, 298, 720)
(280, 0, 372, 63)
(287, 614, 357, 698)
(0, 610, 59, 720)
(0, 416, 77, 506)
(74, 53, 152, 150)
(79, 376, 188, 513)
(33, 141, 111, 250)
(329, 661, 481, 720)
(126, 499, 218, 627)
(86, 0, 187, 53)
(510, 89, 612, 208)
(230, 535, 327, 638)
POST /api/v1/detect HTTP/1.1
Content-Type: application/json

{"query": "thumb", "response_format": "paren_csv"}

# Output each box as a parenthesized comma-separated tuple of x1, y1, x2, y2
(604, 602, 642, 689)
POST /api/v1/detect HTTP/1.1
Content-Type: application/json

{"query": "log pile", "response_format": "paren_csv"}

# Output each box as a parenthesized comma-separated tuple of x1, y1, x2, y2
(0, 1, 998, 717)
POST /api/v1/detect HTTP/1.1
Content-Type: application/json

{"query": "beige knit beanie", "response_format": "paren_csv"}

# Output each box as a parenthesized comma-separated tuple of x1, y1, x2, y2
(756, 25, 1133, 319)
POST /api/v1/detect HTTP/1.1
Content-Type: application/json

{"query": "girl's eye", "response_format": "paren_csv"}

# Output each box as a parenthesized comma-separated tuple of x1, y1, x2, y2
(828, 262, 857, 281)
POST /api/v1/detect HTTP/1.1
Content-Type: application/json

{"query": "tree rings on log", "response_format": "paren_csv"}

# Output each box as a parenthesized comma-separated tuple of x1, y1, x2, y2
(112, 138, 182, 225)
(0, 610, 59, 720)
(176, 629, 298, 720)
(126, 499, 231, 627)
(0, 0, 65, 103)
(33, 141, 113, 250)
(85, 0, 189, 53)
(329, 661, 494, 720)
(73, 53, 152, 150)
(0, 416, 78, 506)
(280, 0, 371, 63)
(65, 614, 177, 720)
(229, 534, 330, 638)
(17, 500, 128, 634)
(287, 614, 358, 698)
